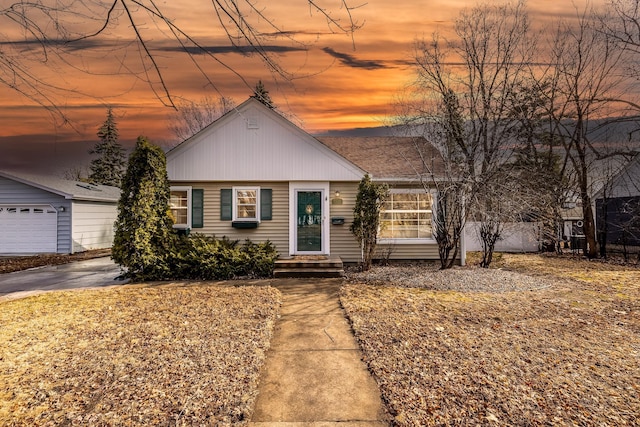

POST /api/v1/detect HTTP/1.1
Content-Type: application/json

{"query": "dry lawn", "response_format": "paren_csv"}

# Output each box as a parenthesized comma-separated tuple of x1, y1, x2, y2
(341, 254, 640, 426)
(0, 283, 280, 426)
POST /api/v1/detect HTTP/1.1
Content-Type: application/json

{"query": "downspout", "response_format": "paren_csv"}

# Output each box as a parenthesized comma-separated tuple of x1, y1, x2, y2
(460, 194, 466, 266)
(460, 221, 466, 266)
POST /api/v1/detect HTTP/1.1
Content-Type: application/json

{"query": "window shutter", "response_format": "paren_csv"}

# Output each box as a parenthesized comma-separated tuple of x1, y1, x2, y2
(261, 188, 272, 220)
(192, 189, 204, 228)
(220, 189, 232, 221)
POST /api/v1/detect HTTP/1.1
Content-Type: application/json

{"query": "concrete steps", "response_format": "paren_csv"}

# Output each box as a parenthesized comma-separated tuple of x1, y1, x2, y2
(273, 255, 345, 278)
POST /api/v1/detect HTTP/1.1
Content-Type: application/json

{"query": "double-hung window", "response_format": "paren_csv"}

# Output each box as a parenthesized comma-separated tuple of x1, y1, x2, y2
(379, 190, 434, 241)
(233, 187, 260, 222)
(170, 186, 192, 228)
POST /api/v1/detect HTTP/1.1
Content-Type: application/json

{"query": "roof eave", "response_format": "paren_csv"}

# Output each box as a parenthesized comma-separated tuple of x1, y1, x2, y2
(0, 171, 72, 199)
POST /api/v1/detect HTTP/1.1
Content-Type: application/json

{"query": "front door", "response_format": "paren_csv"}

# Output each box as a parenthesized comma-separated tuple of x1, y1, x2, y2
(296, 190, 323, 252)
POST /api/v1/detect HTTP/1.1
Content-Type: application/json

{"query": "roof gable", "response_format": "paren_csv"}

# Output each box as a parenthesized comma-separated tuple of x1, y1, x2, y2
(0, 170, 120, 202)
(598, 154, 640, 199)
(166, 98, 365, 182)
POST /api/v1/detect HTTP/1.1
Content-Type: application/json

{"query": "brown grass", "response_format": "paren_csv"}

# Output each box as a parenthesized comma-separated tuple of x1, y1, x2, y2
(0, 283, 280, 426)
(341, 254, 640, 426)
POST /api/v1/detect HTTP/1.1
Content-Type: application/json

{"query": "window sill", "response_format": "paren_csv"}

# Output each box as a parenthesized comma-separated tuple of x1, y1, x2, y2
(378, 238, 435, 245)
(173, 227, 191, 236)
(232, 221, 259, 229)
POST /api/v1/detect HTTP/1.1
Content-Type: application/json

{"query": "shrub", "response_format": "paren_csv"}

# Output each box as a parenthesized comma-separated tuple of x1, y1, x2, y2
(351, 174, 388, 271)
(167, 234, 277, 280)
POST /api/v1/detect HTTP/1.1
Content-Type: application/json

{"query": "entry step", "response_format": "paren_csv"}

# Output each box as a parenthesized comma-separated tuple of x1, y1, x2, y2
(274, 255, 345, 278)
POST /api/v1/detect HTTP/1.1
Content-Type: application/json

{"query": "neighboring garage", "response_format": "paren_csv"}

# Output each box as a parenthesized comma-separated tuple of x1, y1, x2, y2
(0, 170, 120, 254)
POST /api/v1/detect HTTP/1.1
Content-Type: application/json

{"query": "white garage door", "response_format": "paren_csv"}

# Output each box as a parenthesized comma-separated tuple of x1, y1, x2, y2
(0, 205, 58, 253)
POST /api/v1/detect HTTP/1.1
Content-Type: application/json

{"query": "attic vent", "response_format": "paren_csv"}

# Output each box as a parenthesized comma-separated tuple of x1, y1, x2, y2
(76, 183, 102, 192)
(247, 117, 259, 129)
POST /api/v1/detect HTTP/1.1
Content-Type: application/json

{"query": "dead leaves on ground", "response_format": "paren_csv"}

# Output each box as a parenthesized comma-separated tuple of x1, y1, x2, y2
(341, 254, 640, 426)
(0, 284, 280, 426)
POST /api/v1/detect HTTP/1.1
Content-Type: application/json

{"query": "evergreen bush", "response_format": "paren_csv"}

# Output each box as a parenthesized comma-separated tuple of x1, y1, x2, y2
(167, 234, 277, 280)
(112, 137, 175, 280)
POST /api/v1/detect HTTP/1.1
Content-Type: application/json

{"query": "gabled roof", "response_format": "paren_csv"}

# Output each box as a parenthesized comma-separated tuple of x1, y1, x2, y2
(0, 170, 121, 202)
(594, 153, 640, 199)
(317, 136, 445, 180)
(166, 98, 366, 182)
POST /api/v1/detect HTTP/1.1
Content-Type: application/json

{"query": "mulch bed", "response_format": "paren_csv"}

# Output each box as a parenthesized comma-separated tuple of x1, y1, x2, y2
(341, 254, 640, 426)
(0, 283, 281, 426)
(0, 249, 112, 274)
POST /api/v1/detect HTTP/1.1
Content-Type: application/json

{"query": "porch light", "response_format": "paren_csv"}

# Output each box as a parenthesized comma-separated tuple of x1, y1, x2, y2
(58, 206, 66, 212)
(332, 190, 343, 205)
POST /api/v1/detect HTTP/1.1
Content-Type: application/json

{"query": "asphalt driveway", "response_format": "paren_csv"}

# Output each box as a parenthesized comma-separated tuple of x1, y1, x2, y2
(0, 257, 128, 297)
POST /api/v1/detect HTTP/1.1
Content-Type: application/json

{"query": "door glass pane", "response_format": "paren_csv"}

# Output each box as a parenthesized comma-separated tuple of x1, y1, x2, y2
(297, 191, 322, 252)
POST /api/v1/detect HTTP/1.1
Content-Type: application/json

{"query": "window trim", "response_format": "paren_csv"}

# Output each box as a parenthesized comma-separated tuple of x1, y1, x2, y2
(170, 186, 192, 229)
(232, 186, 261, 222)
(378, 189, 436, 244)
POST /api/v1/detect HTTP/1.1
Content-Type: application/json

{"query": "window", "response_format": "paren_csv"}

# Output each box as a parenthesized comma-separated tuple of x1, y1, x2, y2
(170, 186, 192, 228)
(379, 191, 434, 240)
(233, 187, 260, 221)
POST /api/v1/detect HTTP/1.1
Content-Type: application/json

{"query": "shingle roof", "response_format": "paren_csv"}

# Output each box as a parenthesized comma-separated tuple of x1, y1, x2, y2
(316, 136, 445, 180)
(0, 170, 121, 202)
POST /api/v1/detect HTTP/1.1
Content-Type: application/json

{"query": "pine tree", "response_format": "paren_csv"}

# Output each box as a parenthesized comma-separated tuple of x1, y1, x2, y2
(89, 107, 126, 187)
(252, 80, 274, 108)
(112, 136, 175, 279)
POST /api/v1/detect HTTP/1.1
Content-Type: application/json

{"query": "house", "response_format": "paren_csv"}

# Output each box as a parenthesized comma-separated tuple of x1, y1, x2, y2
(166, 97, 461, 264)
(0, 170, 120, 254)
(595, 154, 640, 252)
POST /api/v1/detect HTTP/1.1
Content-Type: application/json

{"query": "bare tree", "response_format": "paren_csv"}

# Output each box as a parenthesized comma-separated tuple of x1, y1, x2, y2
(606, 0, 640, 80)
(1, 1, 363, 121)
(168, 95, 235, 143)
(62, 165, 90, 182)
(398, 0, 535, 268)
(508, 81, 575, 252)
(537, 6, 636, 258)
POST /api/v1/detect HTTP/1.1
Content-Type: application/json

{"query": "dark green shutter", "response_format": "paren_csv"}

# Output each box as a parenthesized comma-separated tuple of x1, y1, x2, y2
(261, 189, 272, 220)
(221, 189, 232, 221)
(192, 189, 204, 228)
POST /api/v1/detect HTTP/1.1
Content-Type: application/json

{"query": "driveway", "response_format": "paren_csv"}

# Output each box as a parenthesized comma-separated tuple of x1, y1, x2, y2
(0, 257, 128, 298)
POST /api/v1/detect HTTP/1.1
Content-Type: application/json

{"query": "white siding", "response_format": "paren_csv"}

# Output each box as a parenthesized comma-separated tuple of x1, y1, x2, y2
(167, 100, 365, 182)
(465, 221, 541, 253)
(71, 201, 118, 253)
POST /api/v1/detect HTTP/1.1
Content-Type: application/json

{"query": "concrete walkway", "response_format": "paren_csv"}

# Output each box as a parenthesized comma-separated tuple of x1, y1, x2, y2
(250, 279, 389, 426)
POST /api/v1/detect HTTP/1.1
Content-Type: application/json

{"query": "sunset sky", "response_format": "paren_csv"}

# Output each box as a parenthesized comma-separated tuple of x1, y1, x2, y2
(0, 0, 604, 174)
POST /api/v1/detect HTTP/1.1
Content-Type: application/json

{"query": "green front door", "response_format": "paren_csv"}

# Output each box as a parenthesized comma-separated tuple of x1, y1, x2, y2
(297, 191, 322, 252)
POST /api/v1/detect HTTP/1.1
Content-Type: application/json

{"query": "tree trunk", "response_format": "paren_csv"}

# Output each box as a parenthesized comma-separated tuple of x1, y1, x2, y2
(581, 191, 598, 259)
